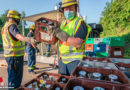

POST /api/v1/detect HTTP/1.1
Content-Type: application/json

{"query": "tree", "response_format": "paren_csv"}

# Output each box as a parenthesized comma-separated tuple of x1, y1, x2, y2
(99, 0, 130, 58)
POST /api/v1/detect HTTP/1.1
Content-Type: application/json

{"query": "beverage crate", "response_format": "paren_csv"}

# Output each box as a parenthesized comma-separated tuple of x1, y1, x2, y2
(51, 82, 65, 90)
(37, 72, 61, 81)
(64, 78, 129, 90)
(94, 44, 106, 52)
(109, 47, 124, 58)
(71, 66, 129, 85)
(78, 61, 118, 70)
(85, 38, 94, 44)
(96, 52, 109, 58)
(110, 58, 130, 64)
(23, 78, 54, 90)
(115, 63, 130, 80)
(83, 57, 112, 63)
(85, 44, 93, 52)
(57, 75, 70, 84)
(107, 37, 125, 46)
(35, 17, 58, 44)
(94, 38, 103, 44)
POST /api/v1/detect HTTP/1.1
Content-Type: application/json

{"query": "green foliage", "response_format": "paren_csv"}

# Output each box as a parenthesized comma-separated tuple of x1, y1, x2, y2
(100, 0, 130, 58)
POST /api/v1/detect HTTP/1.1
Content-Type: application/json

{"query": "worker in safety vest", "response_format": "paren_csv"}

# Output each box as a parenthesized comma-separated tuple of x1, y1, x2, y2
(1, 10, 38, 89)
(26, 24, 39, 73)
(47, 0, 91, 75)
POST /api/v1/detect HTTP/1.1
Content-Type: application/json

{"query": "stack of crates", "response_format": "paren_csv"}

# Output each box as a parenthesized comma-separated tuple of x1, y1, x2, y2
(85, 38, 95, 57)
(85, 37, 125, 58)
(106, 37, 125, 58)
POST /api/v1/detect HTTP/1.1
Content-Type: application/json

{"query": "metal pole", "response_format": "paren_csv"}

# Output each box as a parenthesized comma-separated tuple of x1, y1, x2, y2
(77, 0, 80, 17)
(22, 20, 25, 35)
(56, 7, 60, 62)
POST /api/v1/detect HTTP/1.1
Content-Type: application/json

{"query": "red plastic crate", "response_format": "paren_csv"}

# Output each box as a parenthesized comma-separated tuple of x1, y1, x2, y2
(57, 75, 70, 84)
(35, 17, 58, 44)
(64, 78, 129, 90)
(71, 66, 129, 84)
(116, 63, 130, 70)
(37, 72, 61, 81)
(23, 78, 54, 89)
(83, 57, 112, 63)
(51, 82, 65, 90)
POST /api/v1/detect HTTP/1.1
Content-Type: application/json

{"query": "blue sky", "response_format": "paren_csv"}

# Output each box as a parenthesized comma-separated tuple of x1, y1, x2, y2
(0, 0, 110, 26)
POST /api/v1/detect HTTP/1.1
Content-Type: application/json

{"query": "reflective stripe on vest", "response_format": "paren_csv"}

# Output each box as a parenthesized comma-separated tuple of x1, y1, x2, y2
(2, 22, 25, 57)
(59, 17, 91, 64)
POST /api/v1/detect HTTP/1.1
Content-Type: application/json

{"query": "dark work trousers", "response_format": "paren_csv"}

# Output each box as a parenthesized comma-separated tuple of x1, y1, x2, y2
(5, 56, 24, 89)
(45, 44, 51, 56)
(58, 59, 80, 75)
(26, 46, 36, 72)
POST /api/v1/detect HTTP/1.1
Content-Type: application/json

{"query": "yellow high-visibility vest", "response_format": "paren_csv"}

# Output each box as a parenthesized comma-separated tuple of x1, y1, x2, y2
(1, 21, 25, 57)
(59, 16, 92, 64)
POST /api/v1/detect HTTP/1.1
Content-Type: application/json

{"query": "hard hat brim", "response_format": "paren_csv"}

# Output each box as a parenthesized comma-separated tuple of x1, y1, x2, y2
(61, 2, 77, 8)
(7, 15, 21, 19)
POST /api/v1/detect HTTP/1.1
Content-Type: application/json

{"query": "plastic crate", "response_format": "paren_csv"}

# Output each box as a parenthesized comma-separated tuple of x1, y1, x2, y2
(96, 52, 109, 58)
(78, 61, 118, 70)
(23, 78, 54, 89)
(71, 66, 129, 84)
(109, 47, 124, 58)
(115, 63, 130, 80)
(107, 37, 125, 46)
(85, 44, 94, 52)
(51, 82, 65, 90)
(94, 44, 106, 52)
(35, 17, 58, 44)
(83, 57, 112, 63)
(64, 78, 129, 90)
(94, 38, 103, 44)
(37, 72, 61, 81)
(57, 75, 70, 84)
(85, 38, 94, 44)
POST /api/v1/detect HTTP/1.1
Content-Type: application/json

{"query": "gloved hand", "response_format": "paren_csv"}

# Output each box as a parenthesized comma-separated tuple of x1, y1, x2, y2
(25, 37, 39, 44)
(47, 24, 70, 42)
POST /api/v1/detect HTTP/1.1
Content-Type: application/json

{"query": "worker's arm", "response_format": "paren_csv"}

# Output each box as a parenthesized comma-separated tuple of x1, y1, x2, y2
(15, 34, 37, 44)
(67, 37, 83, 48)
(67, 21, 88, 48)
(8, 24, 38, 44)
(47, 21, 87, 48)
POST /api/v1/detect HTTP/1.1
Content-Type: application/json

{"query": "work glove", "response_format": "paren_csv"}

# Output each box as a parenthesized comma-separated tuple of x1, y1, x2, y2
(25, 37, 40, 45)
(47, 24, 70, 42)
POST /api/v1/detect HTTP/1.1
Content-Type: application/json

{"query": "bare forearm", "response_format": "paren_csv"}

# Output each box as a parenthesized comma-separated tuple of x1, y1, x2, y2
(16, 34, 27, 42)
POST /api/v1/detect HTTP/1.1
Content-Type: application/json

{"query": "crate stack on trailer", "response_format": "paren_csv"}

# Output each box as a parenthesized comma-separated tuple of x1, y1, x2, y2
(85, 37, 125, 58)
